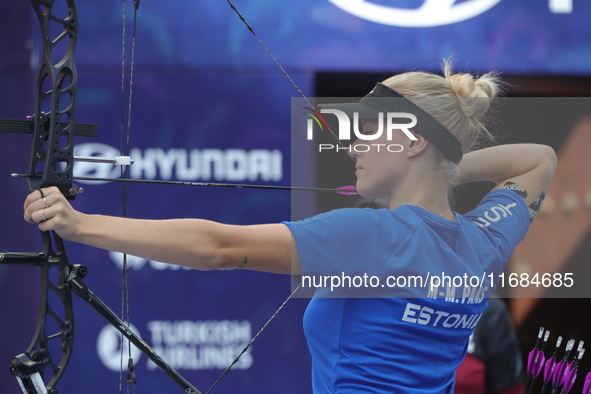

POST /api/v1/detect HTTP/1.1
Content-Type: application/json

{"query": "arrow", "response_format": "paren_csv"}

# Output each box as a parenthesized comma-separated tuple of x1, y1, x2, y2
(550, 339, 575, 393)
(541, 336, 563, 393)
(12, 173, 359, 195)
(525, 327, 549, 394)
(561, 347, 585, 394)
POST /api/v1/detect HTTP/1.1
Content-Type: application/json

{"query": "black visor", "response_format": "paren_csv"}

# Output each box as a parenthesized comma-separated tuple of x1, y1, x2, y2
(317, 83, 463, 164)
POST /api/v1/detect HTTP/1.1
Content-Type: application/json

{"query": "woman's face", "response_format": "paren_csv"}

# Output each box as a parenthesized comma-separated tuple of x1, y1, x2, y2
(351, 119, 411, 200)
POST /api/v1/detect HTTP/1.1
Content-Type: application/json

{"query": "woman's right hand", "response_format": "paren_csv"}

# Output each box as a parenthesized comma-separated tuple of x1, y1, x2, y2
(23, 186, 83, 241)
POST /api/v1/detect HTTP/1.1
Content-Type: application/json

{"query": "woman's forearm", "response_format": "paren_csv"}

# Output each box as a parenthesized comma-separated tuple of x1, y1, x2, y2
(457, 144, 557, 204)
(73, 214, 224, 270)
(458, 144, 555, 184)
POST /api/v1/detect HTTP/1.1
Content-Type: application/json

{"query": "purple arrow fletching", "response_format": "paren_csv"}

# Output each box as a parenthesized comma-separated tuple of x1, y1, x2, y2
(543, 357, 558, 382)
(583, 372, 591, 393)
(528, 327, 545, 374)
(563, 360, 575, 376)
(335, 185, 358, 195)
(528, 348, 537, 374)
(561, 366, 577, 394)
(552, 360, 566, 386)
(533, 352, 546, 377)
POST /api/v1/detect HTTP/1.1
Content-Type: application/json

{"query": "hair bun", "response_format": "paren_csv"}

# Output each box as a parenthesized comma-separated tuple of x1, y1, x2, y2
(380, 57, 503, 166)
(444, 62, 501, 118)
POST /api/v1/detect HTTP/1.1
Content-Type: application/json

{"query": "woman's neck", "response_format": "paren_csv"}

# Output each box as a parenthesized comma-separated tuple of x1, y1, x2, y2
(388, 171, 453, 218)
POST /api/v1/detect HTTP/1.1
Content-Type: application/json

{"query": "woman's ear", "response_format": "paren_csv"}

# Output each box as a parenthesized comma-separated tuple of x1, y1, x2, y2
(406, 132, 430, 159)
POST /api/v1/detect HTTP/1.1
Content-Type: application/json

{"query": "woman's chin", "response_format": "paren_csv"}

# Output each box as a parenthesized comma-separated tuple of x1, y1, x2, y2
(356, 186, 386, 201)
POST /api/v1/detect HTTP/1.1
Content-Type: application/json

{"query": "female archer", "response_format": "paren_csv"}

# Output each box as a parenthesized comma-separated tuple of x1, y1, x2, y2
(24, 60, 556, 393)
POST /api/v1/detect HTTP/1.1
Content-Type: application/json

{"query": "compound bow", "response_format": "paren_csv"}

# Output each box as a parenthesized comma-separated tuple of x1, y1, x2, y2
(0, 0, 351, 393)
(0, 0, 202, 393)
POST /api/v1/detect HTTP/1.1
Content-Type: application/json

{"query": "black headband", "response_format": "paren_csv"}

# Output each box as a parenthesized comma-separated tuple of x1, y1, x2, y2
(317, 83, 463, 164)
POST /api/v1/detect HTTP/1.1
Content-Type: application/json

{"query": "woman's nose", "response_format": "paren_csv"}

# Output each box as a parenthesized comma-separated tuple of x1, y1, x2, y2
(348, 139, 362, 159)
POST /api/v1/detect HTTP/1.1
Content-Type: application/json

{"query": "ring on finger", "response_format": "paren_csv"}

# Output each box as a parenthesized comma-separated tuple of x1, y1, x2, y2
(41, 209, 47, 222)
(43, 197, 49, 208)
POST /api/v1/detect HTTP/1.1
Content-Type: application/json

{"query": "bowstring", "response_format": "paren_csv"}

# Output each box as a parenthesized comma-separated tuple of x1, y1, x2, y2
(118, 1, 127, 391)
(120, 0, 139, 393)
(224, 0, 355, 162)
(206, 1, 357, 391)
(115, 2, 354, 392)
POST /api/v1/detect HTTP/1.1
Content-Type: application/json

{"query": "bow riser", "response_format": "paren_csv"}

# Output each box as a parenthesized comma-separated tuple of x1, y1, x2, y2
(28, 0, 78, 200)
(6, 1, 80, 392)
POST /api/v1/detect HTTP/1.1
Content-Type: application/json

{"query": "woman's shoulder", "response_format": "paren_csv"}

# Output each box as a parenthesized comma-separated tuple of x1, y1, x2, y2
(302, 206, 426, 227)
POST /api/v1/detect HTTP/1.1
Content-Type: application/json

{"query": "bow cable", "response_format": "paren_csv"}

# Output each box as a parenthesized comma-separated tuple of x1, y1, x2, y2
(205, 286, 300, 394)
(119, 0, 141, 392)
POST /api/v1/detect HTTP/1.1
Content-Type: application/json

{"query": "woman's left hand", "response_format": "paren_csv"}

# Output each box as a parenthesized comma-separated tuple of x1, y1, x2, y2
(23, 186, 83, 241)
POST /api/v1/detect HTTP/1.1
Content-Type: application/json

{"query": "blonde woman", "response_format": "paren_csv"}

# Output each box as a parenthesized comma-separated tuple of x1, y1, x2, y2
(24, 61, 556, 393)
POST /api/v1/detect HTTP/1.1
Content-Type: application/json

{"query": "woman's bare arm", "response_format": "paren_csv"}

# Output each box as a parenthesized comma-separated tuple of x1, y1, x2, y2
(24, 187, 299, 274)
(457, 144, 557, 206)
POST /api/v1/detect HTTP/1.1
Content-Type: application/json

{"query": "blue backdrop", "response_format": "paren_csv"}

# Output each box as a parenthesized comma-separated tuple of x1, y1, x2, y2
(1, 0, 590, 393)
(69, 0, 591, 73)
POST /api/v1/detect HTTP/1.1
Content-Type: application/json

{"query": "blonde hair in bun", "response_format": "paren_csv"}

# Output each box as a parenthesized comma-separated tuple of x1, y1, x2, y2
(381, 57, 503, 185)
